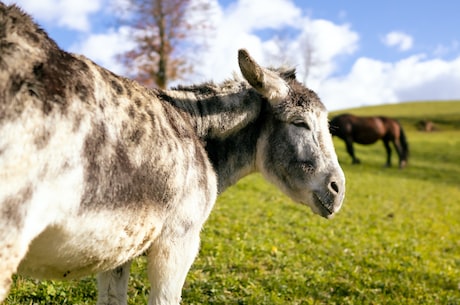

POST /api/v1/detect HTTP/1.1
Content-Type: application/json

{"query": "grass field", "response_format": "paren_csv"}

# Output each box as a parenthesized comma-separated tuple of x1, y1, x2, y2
(6, 101, 460, 304)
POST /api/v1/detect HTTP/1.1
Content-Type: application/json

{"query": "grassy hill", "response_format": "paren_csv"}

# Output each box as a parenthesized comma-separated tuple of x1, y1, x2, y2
(7, 101, 460, 304)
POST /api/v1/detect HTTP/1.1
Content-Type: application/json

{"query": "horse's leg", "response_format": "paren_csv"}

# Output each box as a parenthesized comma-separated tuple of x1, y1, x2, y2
(382, 139, 392, 167)
(146, 225, 201, 305)
(345, 138, 360, 164)
(392, 139, 405, 169)
(96, 261, 132, 305)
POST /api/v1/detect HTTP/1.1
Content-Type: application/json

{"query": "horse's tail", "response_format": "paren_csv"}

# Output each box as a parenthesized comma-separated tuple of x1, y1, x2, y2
(398, 122, 409, 162)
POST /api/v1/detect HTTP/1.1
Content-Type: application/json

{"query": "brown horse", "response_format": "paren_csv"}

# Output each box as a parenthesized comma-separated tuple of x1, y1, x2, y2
(330, 114, 409, 168)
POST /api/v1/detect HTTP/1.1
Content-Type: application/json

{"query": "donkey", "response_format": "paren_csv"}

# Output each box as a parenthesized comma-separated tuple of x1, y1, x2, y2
(0, 3, 345, 305)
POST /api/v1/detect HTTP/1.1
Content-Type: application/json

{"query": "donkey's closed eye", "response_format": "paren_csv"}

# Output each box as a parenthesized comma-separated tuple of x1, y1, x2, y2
(292, 120, 311, 130)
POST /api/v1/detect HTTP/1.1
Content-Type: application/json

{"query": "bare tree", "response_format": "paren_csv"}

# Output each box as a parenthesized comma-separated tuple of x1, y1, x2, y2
(264, 30, 322, 86)
(265, 32, 293, 67)
(117, 0, 213, 89)
(299, 33, 322, 85)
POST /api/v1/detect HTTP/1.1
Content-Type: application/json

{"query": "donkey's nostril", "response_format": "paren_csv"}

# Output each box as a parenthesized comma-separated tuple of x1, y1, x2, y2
(330, 181, 339, 194)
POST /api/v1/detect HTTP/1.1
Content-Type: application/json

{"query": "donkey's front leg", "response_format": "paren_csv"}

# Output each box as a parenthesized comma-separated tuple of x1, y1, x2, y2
(146, 228, 201, 305)
(96, 261, 132, 305)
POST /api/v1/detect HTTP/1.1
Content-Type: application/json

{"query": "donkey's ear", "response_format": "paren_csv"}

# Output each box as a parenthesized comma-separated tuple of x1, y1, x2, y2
(238, 49, 289, 105)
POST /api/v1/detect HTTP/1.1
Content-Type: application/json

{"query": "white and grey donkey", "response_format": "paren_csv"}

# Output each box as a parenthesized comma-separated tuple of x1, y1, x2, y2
(0, 4, 345, 305)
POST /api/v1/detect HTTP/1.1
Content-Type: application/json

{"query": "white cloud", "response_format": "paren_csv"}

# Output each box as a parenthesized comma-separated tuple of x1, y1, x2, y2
(382, 31, 413, 51)
(190, 0, 358, 87)
(297, 19, 359, 82)
(5, 0, 102, 31)
(391, 55, 460, 101)
(317, 54, 460, 110)
(432, 40, 460, 57)
(318, 57, 396, 110)
(188, 0, 304, 84)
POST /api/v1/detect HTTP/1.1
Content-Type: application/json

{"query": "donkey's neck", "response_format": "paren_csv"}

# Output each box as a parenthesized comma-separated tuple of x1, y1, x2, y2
(161, 81, 264, 192)
(204, 118, 262, 193)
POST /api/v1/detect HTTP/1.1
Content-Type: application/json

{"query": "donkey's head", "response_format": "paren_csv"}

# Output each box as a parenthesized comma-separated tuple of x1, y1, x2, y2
(238, 49, 345, 218)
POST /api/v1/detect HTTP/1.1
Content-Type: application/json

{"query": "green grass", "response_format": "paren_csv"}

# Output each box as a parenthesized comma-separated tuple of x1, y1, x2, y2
(7, 101, 460, 304)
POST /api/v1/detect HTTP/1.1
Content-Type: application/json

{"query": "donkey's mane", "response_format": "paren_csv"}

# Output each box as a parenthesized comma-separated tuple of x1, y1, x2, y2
(172, 67, 297, 94)
(272, 67, 297, 80)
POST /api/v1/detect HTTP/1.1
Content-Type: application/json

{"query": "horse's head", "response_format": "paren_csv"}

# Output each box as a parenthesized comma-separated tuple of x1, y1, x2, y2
(238, 49, 345, 218)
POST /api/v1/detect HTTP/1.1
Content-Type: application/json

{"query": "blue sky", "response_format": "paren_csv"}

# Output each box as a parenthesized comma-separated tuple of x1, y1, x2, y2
(298, 1, 460, 65)
(6, 0, 460, 110)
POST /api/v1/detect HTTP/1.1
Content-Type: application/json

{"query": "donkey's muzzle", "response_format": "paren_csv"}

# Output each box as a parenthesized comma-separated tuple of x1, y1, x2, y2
(313, 173, 345, 219)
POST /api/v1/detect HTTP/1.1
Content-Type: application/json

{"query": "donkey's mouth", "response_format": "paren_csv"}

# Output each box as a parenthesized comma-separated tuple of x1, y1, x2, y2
(312, 192, 335, 219)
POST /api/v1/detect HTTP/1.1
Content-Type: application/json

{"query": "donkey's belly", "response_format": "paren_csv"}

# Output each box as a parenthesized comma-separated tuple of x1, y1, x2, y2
(18, 210, 161, 279)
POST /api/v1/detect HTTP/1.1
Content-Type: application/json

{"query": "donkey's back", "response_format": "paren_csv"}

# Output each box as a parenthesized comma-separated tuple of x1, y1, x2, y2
(0, 4, 217, 303)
